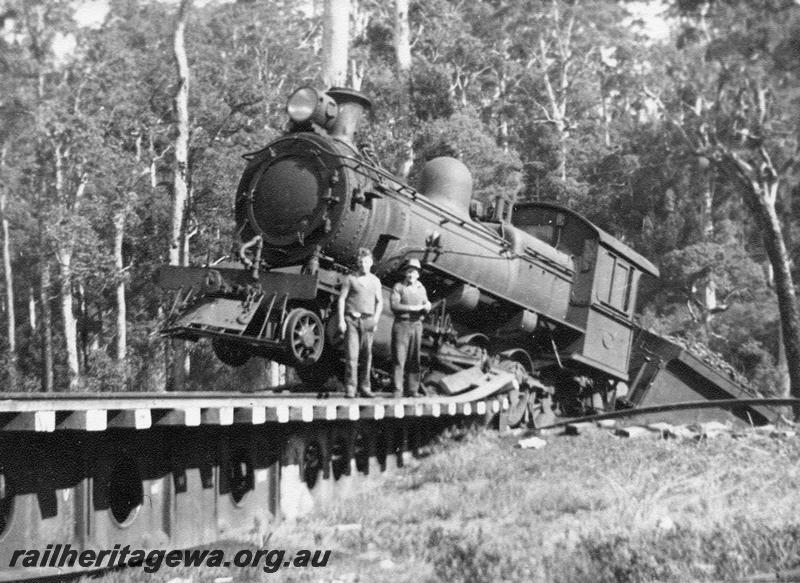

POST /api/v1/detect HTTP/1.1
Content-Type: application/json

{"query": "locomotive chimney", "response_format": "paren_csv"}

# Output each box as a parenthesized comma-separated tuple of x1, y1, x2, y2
(326, 87, 372, 144)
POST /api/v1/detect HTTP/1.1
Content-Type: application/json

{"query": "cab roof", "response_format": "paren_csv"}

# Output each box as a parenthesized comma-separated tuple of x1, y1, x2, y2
(514, 201, 659, 278)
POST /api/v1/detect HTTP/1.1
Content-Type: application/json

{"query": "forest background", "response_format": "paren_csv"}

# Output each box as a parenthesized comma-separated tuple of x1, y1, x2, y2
(0, 0, 799, 397)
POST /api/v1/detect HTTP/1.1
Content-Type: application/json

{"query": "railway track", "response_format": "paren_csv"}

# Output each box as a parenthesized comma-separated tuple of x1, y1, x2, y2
(533, 397, 798, 432)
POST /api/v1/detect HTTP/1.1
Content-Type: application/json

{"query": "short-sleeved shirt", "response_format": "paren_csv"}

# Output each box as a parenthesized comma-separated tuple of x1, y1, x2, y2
(391, 281, 428, 318)
(344, 273, 382, 316)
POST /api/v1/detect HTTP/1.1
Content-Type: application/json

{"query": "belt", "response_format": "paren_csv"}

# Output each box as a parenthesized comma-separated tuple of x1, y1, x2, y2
(346, 312, 374, 319)
(395, 315, 423, 322)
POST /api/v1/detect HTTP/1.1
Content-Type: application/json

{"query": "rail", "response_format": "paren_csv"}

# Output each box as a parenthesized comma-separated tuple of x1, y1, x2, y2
(532, 397, 800, 433)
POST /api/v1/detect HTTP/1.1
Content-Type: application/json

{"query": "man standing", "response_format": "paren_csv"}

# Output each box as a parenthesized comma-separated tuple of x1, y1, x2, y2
(390, 258, 432, 397)
(338, 248, 383, 398)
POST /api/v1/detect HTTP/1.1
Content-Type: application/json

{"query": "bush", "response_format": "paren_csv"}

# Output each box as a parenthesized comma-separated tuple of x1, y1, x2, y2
(552, 520, 800, 583)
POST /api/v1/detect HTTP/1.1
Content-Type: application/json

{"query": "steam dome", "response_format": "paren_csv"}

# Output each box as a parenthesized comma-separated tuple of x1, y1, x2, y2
(419, 157, 473, 219)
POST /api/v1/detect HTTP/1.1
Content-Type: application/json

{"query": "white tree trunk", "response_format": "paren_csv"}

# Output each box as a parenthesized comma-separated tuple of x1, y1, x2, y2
(760, 194, 800, 403)
(52, 138, 87, 391)
(0, 146, 16, 390)
(537, 3, 576, 184)
(701, 277, 717, 340)
(28, 286, 36, 330)
(57, 250, 80, 390)
(777, 319, 790, 397)
(601, 92, 611, 148)
(700, 173, 714, 239)
(40, 259, 53, 392)
(113, 210, 127, 362)
(1, 194, 16, 389)
(322, 0, 349, 87)
(393, 0, 413, 178)
(169, 0, 193, 391)
(397, 138, 414, 179)
(76, 281, 89, 370)
(170, 0, 192, 267)
(394, 0, 411, 72)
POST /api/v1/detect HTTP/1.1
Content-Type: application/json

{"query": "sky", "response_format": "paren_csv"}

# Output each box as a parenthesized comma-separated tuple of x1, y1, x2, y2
(70, 0, 672, 37)
(626, 0, 671, 40)
(72, 0, 225, 26)
(74, 0, 110, 26)
(57, 0, 672, 64)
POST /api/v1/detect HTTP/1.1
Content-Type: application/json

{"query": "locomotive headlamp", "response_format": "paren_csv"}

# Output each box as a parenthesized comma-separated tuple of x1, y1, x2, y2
(286, 86, 338, 129)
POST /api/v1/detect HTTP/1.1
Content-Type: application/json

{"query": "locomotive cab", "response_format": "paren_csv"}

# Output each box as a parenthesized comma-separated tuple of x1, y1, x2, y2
(511, 202, 659, 379)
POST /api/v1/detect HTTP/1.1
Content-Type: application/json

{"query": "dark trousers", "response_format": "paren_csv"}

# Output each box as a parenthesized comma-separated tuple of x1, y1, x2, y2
(345, 315, 374, 395)
(392, 320, 422, 394)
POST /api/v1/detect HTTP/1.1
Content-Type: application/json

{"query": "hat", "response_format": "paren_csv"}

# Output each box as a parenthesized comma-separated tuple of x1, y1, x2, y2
(403, 258, 422, 271)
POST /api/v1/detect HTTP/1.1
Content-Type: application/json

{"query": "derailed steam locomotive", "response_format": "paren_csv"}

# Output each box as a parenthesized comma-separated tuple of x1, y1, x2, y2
(159, 86, 659, 425)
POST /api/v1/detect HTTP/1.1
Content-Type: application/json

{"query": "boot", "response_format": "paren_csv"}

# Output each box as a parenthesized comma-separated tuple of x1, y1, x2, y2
(405, 374, 422, 397)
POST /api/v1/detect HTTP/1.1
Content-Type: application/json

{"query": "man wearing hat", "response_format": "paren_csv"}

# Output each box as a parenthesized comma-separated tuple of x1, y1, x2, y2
(390, 258, 432, 397)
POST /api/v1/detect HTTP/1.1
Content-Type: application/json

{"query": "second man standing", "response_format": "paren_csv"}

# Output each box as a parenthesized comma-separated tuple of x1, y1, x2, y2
(390, 258, 431, 397)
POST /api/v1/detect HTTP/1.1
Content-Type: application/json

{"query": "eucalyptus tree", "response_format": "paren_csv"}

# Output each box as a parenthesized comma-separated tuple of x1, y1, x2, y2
(3, 0, 104, 391)
(643, 0, 800, 400)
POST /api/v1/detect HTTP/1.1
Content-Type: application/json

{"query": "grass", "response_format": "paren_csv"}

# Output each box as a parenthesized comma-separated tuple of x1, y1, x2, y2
(84, 426, 800, 583)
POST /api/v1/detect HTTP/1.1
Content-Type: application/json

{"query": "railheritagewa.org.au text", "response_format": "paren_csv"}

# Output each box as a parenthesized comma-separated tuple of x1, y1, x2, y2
(9, 544, 331, 573)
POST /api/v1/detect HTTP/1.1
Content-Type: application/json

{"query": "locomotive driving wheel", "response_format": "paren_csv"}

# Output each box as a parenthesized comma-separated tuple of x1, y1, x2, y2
(529, 394, 556, 428)
(505, 387, 530, 427)
(496, 354, 534, 428)
(284, 308, 325, 366)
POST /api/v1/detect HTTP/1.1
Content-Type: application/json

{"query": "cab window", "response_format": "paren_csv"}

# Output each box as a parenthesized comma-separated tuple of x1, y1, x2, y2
(512, 204, 589, 258)
(597, 249, 634, 313)
(511, 206, 563, 247)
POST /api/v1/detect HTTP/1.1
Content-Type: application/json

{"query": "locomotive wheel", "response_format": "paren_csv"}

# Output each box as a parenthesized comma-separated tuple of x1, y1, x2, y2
(506, 388, 530, 427)
(496, 352, 536, 427)
(496, 355, 532, 385)
(212, 338, 251, 367)
(531, 396, 556, 428)
(284, 308, 325, 366)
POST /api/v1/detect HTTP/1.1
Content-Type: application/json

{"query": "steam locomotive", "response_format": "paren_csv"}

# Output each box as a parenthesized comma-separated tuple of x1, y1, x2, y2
(159, 86, 659, 425)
